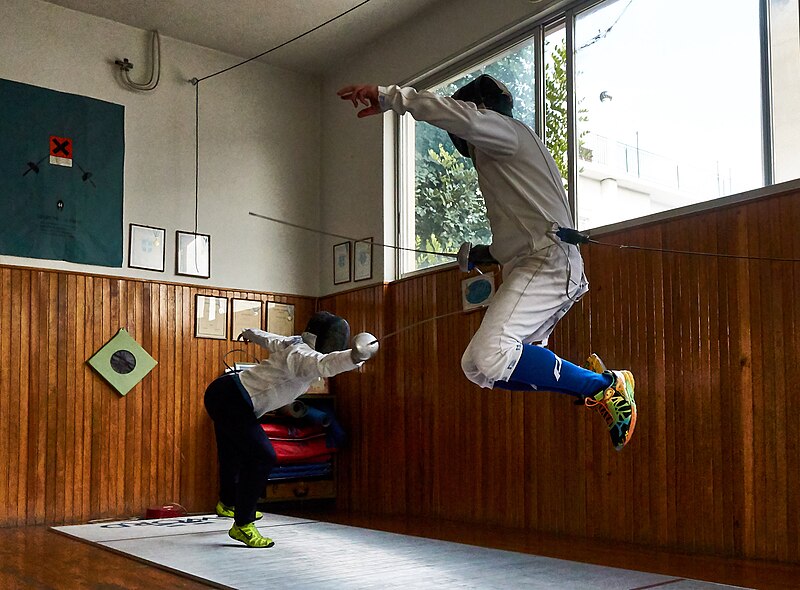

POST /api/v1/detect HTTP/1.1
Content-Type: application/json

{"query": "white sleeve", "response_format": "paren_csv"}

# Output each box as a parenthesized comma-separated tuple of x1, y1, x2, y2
(378, 85, 519, 158)
(240, 328, 300, 353)
(286, 347, 361, 380)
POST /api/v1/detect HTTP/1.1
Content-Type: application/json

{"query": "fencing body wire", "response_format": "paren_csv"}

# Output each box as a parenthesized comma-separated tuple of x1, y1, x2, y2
(248, 211, 457, 259)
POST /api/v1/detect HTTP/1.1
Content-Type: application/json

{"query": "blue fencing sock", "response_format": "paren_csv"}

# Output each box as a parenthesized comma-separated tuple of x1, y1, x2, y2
(495, 343, 612, 397)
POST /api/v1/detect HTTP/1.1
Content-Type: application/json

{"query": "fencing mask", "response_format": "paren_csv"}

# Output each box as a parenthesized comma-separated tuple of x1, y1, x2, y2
(302, 311, 351, 353)
(448, 74, 514, 158)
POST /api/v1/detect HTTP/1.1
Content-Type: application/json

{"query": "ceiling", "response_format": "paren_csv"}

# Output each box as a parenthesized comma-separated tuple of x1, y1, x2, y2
(41, 0, 445, 74)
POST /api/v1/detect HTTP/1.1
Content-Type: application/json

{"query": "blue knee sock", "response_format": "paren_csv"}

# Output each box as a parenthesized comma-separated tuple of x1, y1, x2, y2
(495, 344, 612, 397)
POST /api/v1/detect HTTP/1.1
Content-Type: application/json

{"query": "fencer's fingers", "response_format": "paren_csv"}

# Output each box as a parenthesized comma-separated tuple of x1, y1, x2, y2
(357, 105, 381, 118)
(337, 85, 356, 96)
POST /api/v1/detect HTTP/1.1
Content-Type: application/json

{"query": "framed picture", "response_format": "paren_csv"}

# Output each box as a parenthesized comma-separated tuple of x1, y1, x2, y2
(176, 231, 211, 279)
(333, 241, 351, 285)
(267, 302, 295, 336)
(461, 272, 496, 311)
(353, 238, 373, 282)
(195, 294, 228, 339)
(128, 224, 165, 272)
(231, 298, 263, 340)
(305, 377, 330, 395)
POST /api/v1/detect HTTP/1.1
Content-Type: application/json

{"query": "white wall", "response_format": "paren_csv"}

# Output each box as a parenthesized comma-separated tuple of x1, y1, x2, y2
(319, 0, 554, 293)
(0, 0, 322, 296)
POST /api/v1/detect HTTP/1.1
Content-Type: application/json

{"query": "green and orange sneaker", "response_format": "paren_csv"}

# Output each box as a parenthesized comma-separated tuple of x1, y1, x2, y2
(585, 369, 637, 451)
(228, 522, 275, 548)
(215, 501, 262, 521)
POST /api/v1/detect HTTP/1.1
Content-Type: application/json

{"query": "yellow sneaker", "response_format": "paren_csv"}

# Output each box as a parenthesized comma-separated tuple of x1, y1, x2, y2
(584, 370, 637, 451)
(215, 501, 262, 520)
(228, 522, 274, 548)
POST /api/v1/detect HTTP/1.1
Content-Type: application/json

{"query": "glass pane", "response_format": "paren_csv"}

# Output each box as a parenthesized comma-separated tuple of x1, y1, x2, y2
(574, 0, 762, 230)
(544, 24, 569, 193)
(770, 0, 800, 182)
(406, 40, 536, 273)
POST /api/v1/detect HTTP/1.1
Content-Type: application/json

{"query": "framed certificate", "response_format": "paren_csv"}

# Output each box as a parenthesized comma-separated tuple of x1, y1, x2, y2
(231, 299, 263, 340)
(128, 224, 165, 272)
(333, 241, 351, 285)
(176, 231, 211, 279)
(353, 238, 373, 281)
(267, 302, 295, 336)
(195, 294, 228, 339)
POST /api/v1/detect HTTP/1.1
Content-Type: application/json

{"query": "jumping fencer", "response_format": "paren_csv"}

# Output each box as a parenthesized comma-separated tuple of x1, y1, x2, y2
(338, 77, 636, 450)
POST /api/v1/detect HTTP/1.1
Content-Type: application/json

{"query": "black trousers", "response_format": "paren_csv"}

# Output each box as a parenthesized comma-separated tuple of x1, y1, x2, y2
(204, 373, 276, 526)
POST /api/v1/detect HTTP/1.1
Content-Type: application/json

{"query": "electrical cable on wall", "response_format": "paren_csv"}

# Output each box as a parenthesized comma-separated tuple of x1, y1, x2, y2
(187, 0, 373, 238)
(115, 30, 161, 92)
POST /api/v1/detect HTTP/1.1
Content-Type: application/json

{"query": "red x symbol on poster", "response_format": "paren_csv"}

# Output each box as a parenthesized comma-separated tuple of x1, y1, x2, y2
(49, 135, 73, 167)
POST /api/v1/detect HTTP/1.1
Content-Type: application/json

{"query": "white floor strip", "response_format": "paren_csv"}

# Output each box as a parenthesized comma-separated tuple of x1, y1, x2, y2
(53, 515, 751, 590)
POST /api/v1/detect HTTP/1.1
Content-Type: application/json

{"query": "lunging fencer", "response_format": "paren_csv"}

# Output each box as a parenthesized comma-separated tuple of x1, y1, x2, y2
(338, 76, 637, 450)
(204, 311, 379, 547)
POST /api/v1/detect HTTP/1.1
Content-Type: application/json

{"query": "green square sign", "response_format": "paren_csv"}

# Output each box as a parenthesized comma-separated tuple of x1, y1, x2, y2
(88, 328, 157, 396)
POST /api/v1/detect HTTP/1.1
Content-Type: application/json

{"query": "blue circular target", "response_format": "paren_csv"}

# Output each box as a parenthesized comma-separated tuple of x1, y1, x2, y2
(466, 278, 492, 304)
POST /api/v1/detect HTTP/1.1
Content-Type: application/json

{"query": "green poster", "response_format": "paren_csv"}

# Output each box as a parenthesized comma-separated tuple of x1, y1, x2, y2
(0, 78, 124, 267)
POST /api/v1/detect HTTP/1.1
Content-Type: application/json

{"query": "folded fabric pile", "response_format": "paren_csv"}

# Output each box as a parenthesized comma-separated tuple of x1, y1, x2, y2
(261, 401, 345, 481)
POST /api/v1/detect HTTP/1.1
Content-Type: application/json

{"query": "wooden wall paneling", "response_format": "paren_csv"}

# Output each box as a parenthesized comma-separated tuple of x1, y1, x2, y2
(773, 199, 791, 562)
(716, 209, 736, 557)
(702, 215, 724, 556)
(81, 276, 93, 523)
(788, 200, 800, 561)
(747, 202, 765, 560)
(0, 268, 11, 524)
(4, 187, 800, 564)
(24, 271, 38, 525)
(155, 282, 167, 509)
(735, 204, 759, 555)
(48, 274, 60, 523)
(17, 269, 31, 526)
(6, 269, 18, 527)
(64, 273, 76, 525)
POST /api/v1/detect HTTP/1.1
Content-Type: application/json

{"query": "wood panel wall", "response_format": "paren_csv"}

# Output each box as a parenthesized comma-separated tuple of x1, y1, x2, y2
(321, 188, 800, 564)
(0, 269, 315, 527)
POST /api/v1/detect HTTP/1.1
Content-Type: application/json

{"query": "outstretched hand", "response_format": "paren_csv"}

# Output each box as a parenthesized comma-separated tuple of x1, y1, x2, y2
(350, 332, 379, 363)
(337, 85, 381, 118)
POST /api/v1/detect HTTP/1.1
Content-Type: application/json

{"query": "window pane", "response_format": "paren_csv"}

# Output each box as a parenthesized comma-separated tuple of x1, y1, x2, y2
(404, 40, 536, 273)
(574, 0, 762, 230)
(770, 0, 800, 182)
(544, 24, 569, 193)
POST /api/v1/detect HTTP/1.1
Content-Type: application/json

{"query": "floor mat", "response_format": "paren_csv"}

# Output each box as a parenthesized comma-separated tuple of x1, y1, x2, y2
(52, 514, 750, 590)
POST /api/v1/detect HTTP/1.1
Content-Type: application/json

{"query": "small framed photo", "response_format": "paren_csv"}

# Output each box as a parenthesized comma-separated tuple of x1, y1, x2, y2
(267, 302, 295, 336)
(353, 238, 373, 282)
(195, 294, 228, 339)
(333, 241, 351, 285)
(461, 272, 496, 311)
(176, 231, 211, 279)
(231, 298, 263, 340)
(128, 224, 165, 272)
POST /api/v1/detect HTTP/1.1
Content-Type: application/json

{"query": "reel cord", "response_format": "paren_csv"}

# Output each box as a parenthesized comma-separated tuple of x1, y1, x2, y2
(555, 227, 800, 263)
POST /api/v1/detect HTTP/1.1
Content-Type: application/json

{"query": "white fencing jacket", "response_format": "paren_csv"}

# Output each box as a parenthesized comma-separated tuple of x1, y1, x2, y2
(379, 85, 579, 270)
(238, 328, 360, 418)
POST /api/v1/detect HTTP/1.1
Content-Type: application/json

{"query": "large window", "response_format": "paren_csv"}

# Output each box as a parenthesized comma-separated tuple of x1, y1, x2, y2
(398, 0, 800, 274)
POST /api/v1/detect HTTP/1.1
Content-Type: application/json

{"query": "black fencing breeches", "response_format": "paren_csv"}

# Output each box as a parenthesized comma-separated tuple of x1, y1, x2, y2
(204, 373, 276, 526)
